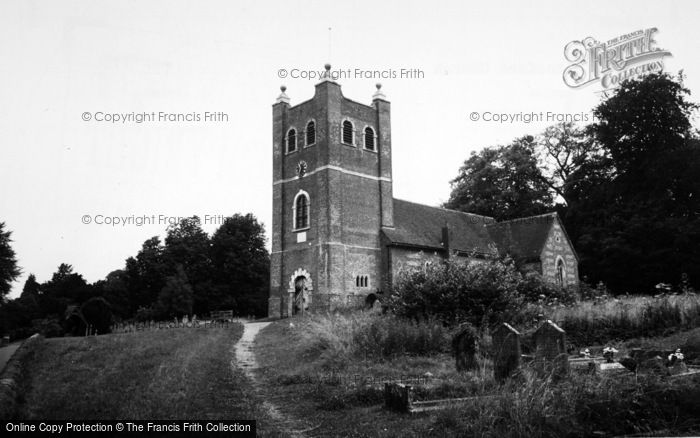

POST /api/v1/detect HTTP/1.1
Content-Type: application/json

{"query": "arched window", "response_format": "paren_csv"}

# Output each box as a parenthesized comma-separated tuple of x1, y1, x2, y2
(364, 126, 375, 151)
(293, 191, 309, 230)
(355, 275, 369, 288)
(287, 128, 297, 153)
(342, 120, 354, 145)
(306, 121, 316, 146)
(556, 258, 566, 286)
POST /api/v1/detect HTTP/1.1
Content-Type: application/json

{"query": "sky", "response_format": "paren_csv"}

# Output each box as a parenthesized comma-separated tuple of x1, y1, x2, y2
(1, 0, 699, 298)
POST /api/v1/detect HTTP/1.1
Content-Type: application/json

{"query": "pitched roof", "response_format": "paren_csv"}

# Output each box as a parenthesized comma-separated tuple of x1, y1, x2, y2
(382, 199, 496, 255)
(486, 213, 557, 262)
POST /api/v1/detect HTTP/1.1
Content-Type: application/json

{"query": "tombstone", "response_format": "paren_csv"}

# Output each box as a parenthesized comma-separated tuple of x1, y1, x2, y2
(493, 323, 521, 381)
(384, 383, 413, 413)
(452, 323, 479, 371)
(181, 315, 189, 324)
(534, 320, 569, 377)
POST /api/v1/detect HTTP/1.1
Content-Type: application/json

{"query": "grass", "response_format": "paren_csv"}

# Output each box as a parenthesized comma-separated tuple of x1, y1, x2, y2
(514, 293, 700, 347)
(16, 324, 282, 435)
(255, 311, 700, 437)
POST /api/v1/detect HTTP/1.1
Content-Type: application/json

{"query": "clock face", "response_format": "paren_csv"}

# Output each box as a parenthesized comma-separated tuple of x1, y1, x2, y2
(296, 161, 308, 177)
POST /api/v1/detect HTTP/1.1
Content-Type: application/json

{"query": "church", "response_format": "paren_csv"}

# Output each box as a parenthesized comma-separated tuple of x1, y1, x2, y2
(268, 65, 579, 318)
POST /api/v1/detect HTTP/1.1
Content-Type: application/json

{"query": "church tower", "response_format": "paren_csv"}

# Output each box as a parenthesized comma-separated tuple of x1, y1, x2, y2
(268, 65, 393, 317)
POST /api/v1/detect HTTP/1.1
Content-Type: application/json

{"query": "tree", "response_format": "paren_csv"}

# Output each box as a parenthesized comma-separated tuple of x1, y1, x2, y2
(95, 269, 131, 319)
(569, 73, 700, 292)
(80, 296, 112, 334)
(445, 136, 553, 220)
(163, 217, 212, 314)
(156, 265, 194, 318)
(125, 237, 167, 311)
(39, 263, 93, 316)
(209, 214, 270, 316)
(536, 122, 601, 206)
(20, 273, 41, 298)
(0, 222, 21, 301)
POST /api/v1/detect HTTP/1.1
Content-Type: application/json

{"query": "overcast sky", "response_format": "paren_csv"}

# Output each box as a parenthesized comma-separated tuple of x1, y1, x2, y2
(1, 0, 698, 298)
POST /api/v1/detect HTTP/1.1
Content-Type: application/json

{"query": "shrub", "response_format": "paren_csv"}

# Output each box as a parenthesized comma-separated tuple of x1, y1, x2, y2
(518, 271, 578, 305)
(387, 257, 525, 327)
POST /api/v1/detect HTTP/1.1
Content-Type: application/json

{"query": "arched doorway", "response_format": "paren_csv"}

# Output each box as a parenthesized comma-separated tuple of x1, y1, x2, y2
(293, 276, 307, 315)
(287, 268, 313, 317)
(556, 257, 566, 286)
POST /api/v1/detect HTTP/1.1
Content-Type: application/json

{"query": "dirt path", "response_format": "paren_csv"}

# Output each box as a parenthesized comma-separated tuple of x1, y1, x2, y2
(233, 321, 311, 437)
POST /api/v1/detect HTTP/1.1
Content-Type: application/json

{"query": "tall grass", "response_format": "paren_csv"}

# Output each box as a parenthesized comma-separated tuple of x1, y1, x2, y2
(296, 312, 450, 366)
(428, 367, 700, 437)
(520, 293, 700, 346)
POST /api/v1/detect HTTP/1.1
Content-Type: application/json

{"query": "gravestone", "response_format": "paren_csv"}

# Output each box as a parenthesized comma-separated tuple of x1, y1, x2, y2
(384, 383, 413, 413)
(493, 323, 521, 380)
(534, 320, 569, 376)
(452, 324, 479, 371)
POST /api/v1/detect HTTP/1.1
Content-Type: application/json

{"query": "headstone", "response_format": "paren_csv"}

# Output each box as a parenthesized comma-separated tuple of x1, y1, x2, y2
(534, 320, 569, 376)
(493, 323, 521, 381)
(384, 383, 413, 413)
(452, 324, 479, 371)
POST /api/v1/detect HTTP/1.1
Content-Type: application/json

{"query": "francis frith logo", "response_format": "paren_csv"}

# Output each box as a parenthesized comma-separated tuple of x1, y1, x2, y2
(563, 28, 672, 89)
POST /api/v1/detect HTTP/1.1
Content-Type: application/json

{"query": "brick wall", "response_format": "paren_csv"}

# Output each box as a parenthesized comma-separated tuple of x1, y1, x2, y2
(269, 80, 392, 316)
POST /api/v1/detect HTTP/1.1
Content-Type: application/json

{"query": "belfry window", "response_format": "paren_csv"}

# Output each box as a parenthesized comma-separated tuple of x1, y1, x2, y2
(342, 120, 354, 145)
(293, 192, 310, 230)
(287, 128, 297, 153)
(364, 126, 375, 151)
(306, 121, 316, 146)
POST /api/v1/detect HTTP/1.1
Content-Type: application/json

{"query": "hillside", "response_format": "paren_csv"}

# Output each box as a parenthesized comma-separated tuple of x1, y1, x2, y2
(15, 324, 279, 433)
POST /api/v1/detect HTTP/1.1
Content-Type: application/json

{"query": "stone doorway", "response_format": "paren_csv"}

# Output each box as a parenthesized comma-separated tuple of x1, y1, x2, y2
(293, 276, 307, 315)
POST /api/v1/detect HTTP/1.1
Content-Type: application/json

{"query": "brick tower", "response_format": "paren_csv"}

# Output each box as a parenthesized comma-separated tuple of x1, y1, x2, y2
(268, 64, 393, 317)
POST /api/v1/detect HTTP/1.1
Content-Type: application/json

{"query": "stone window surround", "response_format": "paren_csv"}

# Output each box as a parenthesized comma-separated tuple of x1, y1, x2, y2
(292, 189, 310, 232)
(363, 125, 378, 153)
(305, 119, 316, 148)
(285, 127, 298, 154)
(341, 119, 355, 146)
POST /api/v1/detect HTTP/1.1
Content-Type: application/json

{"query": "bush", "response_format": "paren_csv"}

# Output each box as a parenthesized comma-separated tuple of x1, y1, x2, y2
(518, 271, 578, 305)
(387, 257, 525, 327)
(29, 318, 63, 338)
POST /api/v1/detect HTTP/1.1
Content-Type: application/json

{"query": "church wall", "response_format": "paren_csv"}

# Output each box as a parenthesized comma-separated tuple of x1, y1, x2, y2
(540, 220, 579, 286)
(389, 247, 445, 283)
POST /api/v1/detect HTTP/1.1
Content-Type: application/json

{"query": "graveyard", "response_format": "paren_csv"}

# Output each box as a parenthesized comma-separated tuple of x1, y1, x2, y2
(2, 292, 700, 436)
(251, 296, 700, 437)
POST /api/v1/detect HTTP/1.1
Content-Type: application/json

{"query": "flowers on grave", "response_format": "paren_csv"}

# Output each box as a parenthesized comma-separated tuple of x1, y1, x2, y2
(603, 346, 618, 363)
(668, 348, 684, 365)
(579, 348, 591, 359)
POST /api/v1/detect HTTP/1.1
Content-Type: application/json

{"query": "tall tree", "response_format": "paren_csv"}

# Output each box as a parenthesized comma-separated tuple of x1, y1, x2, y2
(163, 217, 212, 314)
(570, 73, 700, 292)
(445, 136, 553, 220)
(0, 222, 21, 301)
(209, 214, 270, 316)
(129, 237, 167, 309)
(536, 122, 601, 206)
(156, 265, 194, 318)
